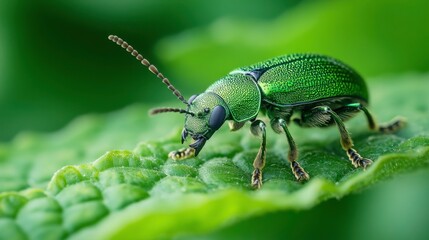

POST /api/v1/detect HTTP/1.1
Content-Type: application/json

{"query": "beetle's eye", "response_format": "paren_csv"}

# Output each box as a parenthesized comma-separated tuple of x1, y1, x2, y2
(209, 105, 226, 130)
(204, 108, 210, 113)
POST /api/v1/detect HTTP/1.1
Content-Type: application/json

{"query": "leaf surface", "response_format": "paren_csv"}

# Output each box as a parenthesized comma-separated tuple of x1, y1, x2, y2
(0, 75, 428, 239)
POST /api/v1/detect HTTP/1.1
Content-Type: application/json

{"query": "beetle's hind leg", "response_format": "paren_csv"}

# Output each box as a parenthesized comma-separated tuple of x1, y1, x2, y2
(312, 106, 372, 169)
(250, 120, 267, 189)
(271, 118, 310, 181)
(356, 104, 406, 133)
(335, 103, 406, 133)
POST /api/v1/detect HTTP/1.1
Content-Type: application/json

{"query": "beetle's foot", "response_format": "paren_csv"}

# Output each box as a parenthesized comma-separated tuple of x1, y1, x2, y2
(357, 158, 372, 170)
(347, 148, 373, 169)
(379, 117, 406, 133)
(291, 161, 310, 182)
(251, 168, 263, 189)
(168, 147, 195, 160)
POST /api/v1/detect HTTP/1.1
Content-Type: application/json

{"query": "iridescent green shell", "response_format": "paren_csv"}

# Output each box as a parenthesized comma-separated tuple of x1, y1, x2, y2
(235, 54, 368, 107)
(206, 54, 368, 122)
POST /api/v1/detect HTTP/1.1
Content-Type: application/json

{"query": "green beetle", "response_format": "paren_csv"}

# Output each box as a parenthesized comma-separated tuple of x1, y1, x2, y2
(109, 35, 405, 189)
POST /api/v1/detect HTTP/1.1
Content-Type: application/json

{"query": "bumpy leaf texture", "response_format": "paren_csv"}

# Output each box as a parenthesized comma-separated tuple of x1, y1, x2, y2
(0, 75, 428, 239)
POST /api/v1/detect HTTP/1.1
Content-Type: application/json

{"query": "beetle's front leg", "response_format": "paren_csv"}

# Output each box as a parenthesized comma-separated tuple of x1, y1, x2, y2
(250, 119, 267, 189)
(228, 120, 245, 131)
(168, 148, 195, 160)
(169, 132, 207, 160)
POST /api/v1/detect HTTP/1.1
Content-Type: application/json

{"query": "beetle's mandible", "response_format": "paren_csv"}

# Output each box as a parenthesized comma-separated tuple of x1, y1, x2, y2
(108, 35, 405, 189)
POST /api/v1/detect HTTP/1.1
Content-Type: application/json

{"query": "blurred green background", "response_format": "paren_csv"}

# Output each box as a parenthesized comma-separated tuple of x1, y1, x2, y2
(0, 0, 428, 239)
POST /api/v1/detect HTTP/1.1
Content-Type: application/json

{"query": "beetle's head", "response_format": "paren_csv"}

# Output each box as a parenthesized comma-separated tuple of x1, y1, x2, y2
(150, 92, 229, 156)
(108, 35, 229, 156)
(181, 92, 229, 155)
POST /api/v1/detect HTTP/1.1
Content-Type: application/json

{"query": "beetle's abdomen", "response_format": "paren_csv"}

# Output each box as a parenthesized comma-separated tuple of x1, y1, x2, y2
(238, 54, 368, 107)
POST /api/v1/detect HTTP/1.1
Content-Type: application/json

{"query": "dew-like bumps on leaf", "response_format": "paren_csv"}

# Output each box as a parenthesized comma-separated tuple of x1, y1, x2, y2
(0, 76, 428, 240)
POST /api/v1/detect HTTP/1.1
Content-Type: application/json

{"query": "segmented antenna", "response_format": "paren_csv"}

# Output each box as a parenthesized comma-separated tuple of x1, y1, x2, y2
(150, 107, 195, 116)
(108, 35, 188, 105)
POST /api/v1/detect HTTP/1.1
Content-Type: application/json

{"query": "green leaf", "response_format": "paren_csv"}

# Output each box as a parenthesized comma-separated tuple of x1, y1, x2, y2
(0, 74, 428, 239)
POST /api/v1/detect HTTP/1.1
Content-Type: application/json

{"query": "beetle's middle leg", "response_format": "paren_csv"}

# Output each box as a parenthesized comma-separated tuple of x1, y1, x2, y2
(312, 106, 372, 169)
(250, 119, 267, 189)
(271, 118, 310, 181)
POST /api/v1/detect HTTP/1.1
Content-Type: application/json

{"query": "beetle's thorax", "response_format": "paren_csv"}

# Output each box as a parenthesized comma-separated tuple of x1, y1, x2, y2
(205, 73, 262, 122)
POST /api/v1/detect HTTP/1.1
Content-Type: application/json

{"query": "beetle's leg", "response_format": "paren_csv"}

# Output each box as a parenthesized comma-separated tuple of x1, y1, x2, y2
(271, 118, 310, 181)
(250, 119, 267, 189)
(169, 148, 195, 160)
(314, 106, 372, 169)
(228, 121, 245, 131)
(356, 105, 406, 133)
(334, 103, 406, 133)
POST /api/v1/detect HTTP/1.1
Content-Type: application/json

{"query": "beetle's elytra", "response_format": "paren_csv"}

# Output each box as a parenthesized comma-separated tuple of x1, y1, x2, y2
(109, 35, 405, 189)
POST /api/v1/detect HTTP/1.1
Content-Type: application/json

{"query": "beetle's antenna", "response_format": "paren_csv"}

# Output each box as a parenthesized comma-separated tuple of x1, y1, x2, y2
(150, 107, 195, 116)
(108, 35, 188, 105)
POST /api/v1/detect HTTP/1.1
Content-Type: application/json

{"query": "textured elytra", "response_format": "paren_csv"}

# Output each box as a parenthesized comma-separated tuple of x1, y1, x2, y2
(245, 54, 368, 106)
